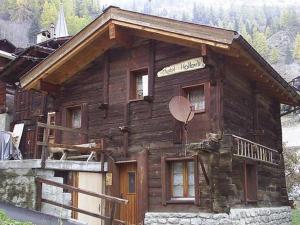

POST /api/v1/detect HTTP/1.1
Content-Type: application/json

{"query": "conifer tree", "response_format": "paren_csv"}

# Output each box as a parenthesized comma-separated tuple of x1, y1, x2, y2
(293, 34, 300, 61)
(269, 48, 279, 64)
(252, 28, 268, 58)
(41, 0, 58, 29)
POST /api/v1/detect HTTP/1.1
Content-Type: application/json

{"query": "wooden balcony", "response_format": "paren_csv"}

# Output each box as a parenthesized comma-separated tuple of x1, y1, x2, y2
(231, 135, 280, 165)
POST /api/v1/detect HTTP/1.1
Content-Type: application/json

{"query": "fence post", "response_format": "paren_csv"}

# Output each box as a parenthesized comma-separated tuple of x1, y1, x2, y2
(109, 202, 116, 225)
(41, 122, 50, 168)
(36, 178, 42, 211)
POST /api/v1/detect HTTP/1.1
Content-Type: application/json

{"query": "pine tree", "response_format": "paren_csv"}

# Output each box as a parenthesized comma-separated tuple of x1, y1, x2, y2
(293, 34, 300, 61)
(240, 23, 252, 44)
(41, 0, 58, 29)
(252, 29, 268, 58)
(269, 48, 279, 64)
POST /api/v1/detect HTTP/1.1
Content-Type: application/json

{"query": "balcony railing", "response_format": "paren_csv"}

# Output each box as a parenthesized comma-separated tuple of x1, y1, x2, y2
(232, 135, 280, 165)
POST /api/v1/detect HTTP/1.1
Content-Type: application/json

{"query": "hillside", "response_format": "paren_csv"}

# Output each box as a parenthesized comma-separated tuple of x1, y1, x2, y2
(0, 0, 300, 82)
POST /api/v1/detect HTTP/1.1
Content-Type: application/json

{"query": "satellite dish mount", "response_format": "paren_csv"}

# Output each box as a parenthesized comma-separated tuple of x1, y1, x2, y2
(169, 96, 195, 156)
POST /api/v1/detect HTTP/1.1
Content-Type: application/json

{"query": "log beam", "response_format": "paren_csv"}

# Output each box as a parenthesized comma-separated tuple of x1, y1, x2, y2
(109, 23, 133, 48)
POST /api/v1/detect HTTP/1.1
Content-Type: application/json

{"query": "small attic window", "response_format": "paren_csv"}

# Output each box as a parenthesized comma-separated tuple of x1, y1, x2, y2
(130, 69, 148, 100)
(67, 106, 82, 129)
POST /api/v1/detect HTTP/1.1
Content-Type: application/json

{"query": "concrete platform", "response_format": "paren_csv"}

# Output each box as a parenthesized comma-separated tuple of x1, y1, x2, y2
(0, 159, 107, 172)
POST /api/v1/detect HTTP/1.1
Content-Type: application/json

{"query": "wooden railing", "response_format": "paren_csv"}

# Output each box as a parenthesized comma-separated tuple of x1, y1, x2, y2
(36, 177, 128, 225)
(36, 122, 106, 169)
(232, 135, 279, 165)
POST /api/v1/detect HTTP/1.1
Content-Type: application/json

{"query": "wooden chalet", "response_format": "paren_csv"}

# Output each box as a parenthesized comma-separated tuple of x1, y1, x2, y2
(1, 6, 299, 225)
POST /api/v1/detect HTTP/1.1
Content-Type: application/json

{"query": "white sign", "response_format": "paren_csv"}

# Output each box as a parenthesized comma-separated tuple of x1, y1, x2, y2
(157, 57, 205, 77)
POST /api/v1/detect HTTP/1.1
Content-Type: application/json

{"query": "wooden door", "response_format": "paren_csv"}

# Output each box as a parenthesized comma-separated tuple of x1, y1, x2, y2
(76, 172, 104, 225)
(119, 163, 137, 225)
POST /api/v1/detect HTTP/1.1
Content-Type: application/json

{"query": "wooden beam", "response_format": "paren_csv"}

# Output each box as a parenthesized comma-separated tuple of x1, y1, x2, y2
(36, 80, 60, 96)
(124, 26, 228, 52)
(37, 122, 88, 134)
(41, 36, 116, 86)
(36, 177, 128, 204)
(36, 142, 102, 153)
(109, 23, 133, 48)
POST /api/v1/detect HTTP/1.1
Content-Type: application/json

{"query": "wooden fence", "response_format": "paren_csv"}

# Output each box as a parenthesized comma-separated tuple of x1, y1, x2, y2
(36, 177, 128, 225)
(36, 122, 106, 169)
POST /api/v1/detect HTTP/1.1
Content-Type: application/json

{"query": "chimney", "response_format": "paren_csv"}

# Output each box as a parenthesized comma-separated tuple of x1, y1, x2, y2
(36, 30, 51, 44)
(50, 23, 55, 38)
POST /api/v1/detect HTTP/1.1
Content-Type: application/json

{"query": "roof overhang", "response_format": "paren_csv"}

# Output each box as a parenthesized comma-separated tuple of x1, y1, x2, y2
(18, 6, 300, 106)
(0, 50, 15, 60)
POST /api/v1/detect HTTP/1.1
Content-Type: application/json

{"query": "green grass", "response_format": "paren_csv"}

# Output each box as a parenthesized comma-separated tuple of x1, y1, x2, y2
(293, 209, 300, 225)
(0, 210, 33, 225)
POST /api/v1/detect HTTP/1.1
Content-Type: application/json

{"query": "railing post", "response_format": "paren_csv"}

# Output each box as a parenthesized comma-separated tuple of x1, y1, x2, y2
(36, 178, 42, 211)
(41, 121, 50, 168)
(109, 202, 116, 225)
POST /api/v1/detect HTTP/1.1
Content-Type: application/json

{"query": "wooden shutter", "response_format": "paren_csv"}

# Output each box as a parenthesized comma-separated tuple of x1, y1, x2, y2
(194, 155, 200, 206)
(80, 103, 88, 143)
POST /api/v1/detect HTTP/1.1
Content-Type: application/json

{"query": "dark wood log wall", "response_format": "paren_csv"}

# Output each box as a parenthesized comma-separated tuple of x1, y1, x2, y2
(42, 38, 287, 216)
(223, 67, 282, 150)
(222, 65, 288, 208)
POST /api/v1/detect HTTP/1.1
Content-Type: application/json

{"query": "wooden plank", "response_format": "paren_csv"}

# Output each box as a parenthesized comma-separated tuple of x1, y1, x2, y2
(37, 122, 88, 134)
(194, 155, 200, 206)
(42, 198, 111, 221)
(148, 40, 155, 97)
(161, 155, 167, 206)
(36, 80, 61, 96)
(36, 142, 102, 153)
(137, 150, 148, 223)
(35, 179, 42, 211)
(36, 177, 128, 204)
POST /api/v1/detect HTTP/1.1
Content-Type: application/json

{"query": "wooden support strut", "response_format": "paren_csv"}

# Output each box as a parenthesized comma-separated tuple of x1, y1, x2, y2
(109, 23, 133, 48)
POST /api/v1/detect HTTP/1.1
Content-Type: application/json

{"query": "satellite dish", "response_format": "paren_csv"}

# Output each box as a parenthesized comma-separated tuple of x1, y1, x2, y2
(169, 96, 194, 123)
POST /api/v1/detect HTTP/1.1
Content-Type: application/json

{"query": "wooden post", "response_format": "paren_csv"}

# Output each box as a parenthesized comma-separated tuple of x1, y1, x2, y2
(36, 179, 42, 211)
(100, 139, 105, 171)
(109, 202, 116, 225)
(41, 121, 50, 168)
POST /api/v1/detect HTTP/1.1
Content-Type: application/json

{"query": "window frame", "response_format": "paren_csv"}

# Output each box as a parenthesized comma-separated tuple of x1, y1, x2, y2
(161, 155, 200, 205)
(170, 160, 195, 200)
(129, 68, 149, 101)
(66, 105, 82, 129)
(182, 83, 206, 114)
(244, 161, 258, 203)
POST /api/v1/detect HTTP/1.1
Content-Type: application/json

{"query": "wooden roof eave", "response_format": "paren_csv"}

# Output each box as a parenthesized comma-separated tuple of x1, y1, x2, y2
(20, 10, 114, 90)
(232, 35, 300, 106)
(20, 7, 235, 90)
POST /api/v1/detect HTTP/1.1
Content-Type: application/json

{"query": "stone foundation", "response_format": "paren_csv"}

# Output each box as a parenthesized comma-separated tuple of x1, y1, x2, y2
(144, 207, 291, 225)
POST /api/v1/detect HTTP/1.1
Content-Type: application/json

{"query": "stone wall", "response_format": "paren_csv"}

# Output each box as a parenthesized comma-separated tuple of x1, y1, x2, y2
(0, 168, 72, 218)
(144, 207, 291, 225)
(0, 168, 36, 209)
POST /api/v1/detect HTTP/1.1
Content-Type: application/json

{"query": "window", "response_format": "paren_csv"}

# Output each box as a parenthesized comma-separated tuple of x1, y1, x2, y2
(184, 85, 205, 112)
(128, 172, 136, 194)
(47, 112, 56, 139)
(161, 156, 199, 205)
(130, 69, 148, 100)
(171, 161, 195, 199)
(244, 162, 257, 203)
(67, 106, 81, 128)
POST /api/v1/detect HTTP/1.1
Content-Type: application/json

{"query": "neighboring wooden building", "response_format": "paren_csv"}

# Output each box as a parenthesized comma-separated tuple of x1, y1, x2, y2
(0, 39, 17, 131)
(1, 7, 299, 225)
(0, 37, 70, 158)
